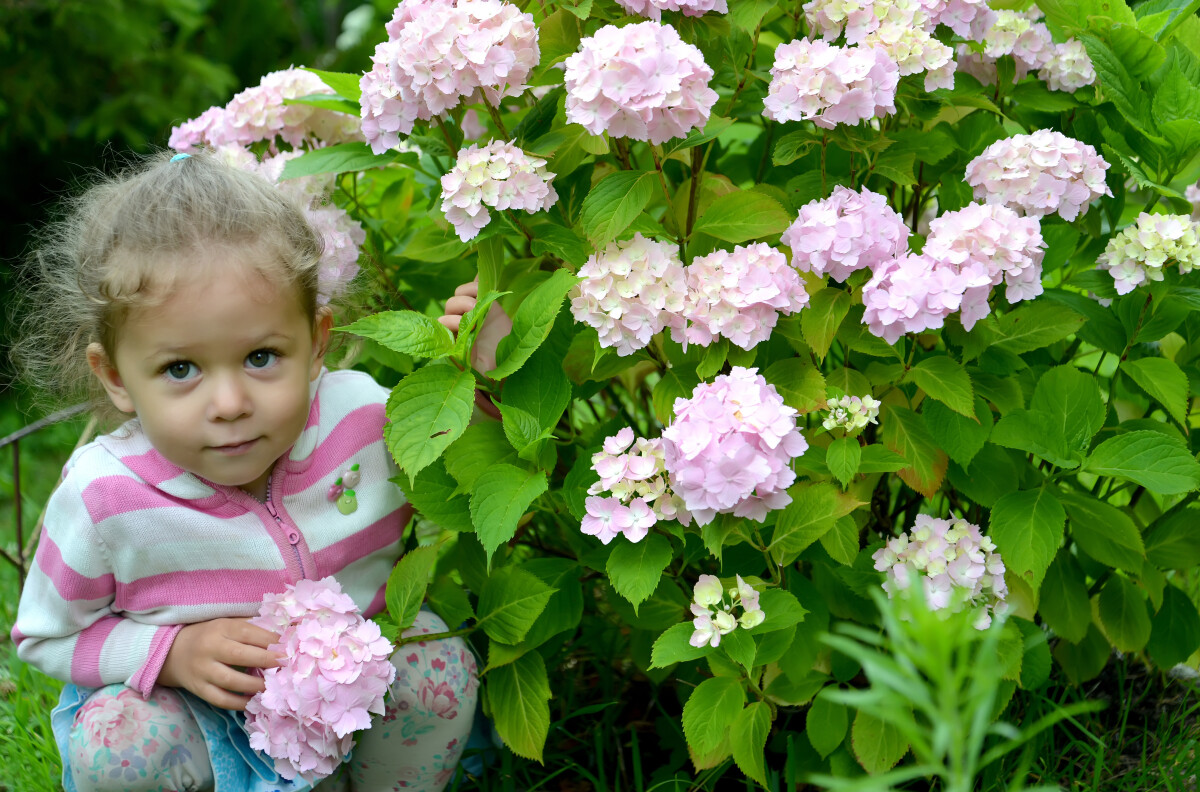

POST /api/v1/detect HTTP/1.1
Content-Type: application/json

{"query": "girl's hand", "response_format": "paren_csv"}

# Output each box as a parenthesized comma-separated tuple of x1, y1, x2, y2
(158, 618, 284, 711)
(438, 280, 512, 375)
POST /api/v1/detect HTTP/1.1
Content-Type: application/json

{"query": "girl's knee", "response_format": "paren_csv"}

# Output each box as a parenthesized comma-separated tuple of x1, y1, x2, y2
(391, 616, 480, 722)
(68, 685, 212, 792)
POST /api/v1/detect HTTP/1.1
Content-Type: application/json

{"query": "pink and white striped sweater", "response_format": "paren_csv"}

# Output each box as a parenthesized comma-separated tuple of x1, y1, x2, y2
(12, 368, 411, 699)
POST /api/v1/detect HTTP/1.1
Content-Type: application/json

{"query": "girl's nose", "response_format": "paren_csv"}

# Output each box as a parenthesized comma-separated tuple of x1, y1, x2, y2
(207, 373, 253, 421)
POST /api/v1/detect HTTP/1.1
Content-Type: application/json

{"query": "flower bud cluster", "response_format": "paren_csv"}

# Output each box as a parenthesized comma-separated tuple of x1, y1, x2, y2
(823, 394, 881, 433)
(614, 0, 727, 20)
(764, 39, 899, 129)
(661, 367, 809, 525)
(965, 130, 1111, 222)
(246, 577, 396, 781)
(1097, 213, 1200, 295)
(583, 428, 691, 545)
(689, 574, 765, 648)
(872, 515, 1009, 629)
(170, 68, 362, 152)
(569, 234, 689, 356)
(782, 186, 909, 282)
(439, 140, 558, 242)
(564, 21, 718, 144)
(674, 243, 810, 351)
(359, 0, 540, 153)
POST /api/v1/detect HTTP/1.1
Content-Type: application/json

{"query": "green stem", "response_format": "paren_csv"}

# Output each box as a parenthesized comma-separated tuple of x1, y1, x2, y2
(481, 97, 510, 139)
(435, 117, 460, 159)
(395, 625, 474, 647)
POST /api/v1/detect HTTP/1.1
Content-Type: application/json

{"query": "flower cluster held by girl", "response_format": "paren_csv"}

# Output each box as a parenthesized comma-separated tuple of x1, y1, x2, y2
(11, 150, 482, 792)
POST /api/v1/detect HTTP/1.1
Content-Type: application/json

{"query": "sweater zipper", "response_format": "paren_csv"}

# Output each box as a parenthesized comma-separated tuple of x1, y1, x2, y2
(265, 477, 306, 579)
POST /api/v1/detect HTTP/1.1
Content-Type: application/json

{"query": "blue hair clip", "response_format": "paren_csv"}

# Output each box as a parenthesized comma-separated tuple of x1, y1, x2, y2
(170, 153, 191, 162)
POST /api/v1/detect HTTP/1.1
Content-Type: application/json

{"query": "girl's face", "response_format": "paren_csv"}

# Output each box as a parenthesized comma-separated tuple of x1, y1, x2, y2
(88, 251, 331, 500)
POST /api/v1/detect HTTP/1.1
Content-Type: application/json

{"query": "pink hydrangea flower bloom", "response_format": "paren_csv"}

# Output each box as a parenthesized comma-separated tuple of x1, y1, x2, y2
(661, 367, 808, 525)
(861, 253, 975, 343)
(783, 185, 909, 282)
(615, 0, 727, 19)
(360, 0, 540, 153)
(872, 515, 1008, 629)
(764, 39, 899, 128)
(1097, 213, 1200, 295)
(965, 130, 1111, 222)
(246, 577, 396, 782)
(687, 573, 765, 646)
(439, 140, 558, 241)
(569, 234, 689, 356)
(675, 243, 810, 350)
(583, 431, 691, 544)
(1041, 38, 1096, 92)
(170, 69, 362, 153)
(921, 202, 1047, 327)
(564, 21, 717, 145)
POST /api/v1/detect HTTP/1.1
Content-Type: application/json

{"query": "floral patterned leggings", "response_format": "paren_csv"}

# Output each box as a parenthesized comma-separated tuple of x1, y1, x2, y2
(65, 611, 479, 792)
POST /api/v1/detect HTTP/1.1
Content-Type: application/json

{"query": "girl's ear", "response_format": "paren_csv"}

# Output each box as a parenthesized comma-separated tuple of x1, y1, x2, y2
(309, 306, 334, 381)
(86, 343, 136, 414)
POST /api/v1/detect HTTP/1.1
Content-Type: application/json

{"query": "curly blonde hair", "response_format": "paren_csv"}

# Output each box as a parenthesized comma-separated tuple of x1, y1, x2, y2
(12, 149, 326, 427)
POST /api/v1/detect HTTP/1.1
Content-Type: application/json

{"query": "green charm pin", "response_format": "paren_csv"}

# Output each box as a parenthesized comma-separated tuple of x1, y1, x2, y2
(329, 462, 361, 515)
(336, 489, 358, 515)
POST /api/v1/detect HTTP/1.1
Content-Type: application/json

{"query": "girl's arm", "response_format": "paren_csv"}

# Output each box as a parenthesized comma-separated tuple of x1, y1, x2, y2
(11, 470, 280, 706)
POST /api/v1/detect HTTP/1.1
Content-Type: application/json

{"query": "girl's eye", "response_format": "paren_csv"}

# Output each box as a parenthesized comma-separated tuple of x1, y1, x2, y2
(164, 361, 198, 381)
(247, 349, 278, 369)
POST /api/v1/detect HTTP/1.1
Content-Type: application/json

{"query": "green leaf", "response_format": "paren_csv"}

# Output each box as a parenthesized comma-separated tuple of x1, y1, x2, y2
(872, 149, 918, 186)
(1057, 490, 1145, 573)
(280, 142, 398, 179)
(906, 356, 974, 418)
(579, 171, 655, 248)
(450, 289, 507, 365)
(444, 422, 517, 489)
(763, 358, 827, 414)
(520, 559, 584, 647)
(1031, 366, 1107, 455)
(385, 365, 476, 483)
(653, 367, 702, 423)
(499, 403, 547, 460)
(284, 93, 359, 114)
(769, 483, 861, 565)
(650, 622, 714, 668)
(826, 438, 862, 488)
(1146, 506, 1200, 569)
(1053, 624, 1111, 685)
(503, 347, 572, 433)
(338, 310, 454, 359)
(394, 460, 473, 532)
(304, 68, 364, 102)
(488, 268, 578, 379)
(1039, 551, 1092, 643)
(530, 224, 590, 267)
(607, 534, 674, 612)
(1098, 576, 1152, 653)
(806, 690, 849, 758)
(743, 588, 808, 635)
(990, 488, 1065, 591)
(691, 190, 792, 243)
(772, 129, 821, 166)
(993, 301, 1086, 355)
(1148, 585, 1200, 668)
(401, 224, 470, 263)
(851, 709, 909, 774)
(476, 565, 556, 644)
(663, 115, 735, 156)
(721, 628, 756, 672)
(802, 288, 852, 362)
(730, 703, 773, 786)
(923, 396, 992, 468)
(385, 545, 438, 632)
(1078, 34, 1159, 139)
(881, 405, 948, 498)
(858, 445, 909, 473)
(428, 574, 475, 629)
(470, 464, 549, 563)
(1123, 357, 1190, 428)
(486, 651, 551, 762)
(682, 677, 746, 756)
(1084, 430, 1200, 495)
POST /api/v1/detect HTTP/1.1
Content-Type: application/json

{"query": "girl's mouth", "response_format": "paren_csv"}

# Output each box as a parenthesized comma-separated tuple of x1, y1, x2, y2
(211, 438, 260, 455)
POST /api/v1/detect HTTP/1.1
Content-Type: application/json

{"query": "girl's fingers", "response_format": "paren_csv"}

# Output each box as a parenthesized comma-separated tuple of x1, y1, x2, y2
(445, 295, 476, 316)
(438, 315, 462, 333)
(202, 683, 255, 712)
(214, 664, 270, 696)
(454, 281, 479, 297)
(226, 618, 279, 648)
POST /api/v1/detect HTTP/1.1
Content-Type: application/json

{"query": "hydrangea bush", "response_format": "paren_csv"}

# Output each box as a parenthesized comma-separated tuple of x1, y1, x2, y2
(170, 0, 1200, 783)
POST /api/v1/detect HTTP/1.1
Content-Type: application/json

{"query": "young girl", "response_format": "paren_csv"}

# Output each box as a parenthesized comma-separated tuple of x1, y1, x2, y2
(11, 150, 482, 792)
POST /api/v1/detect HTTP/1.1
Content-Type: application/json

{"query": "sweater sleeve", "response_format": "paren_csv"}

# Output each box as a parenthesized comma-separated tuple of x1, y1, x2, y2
(11, 468, 182, 699)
